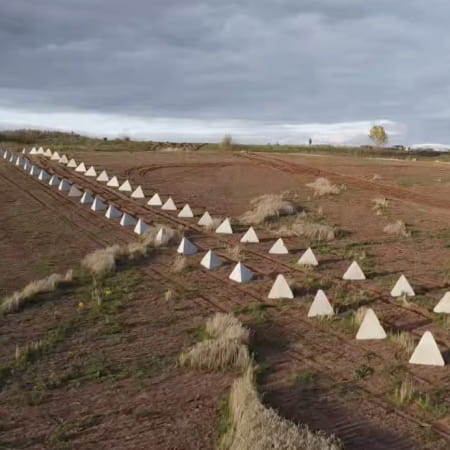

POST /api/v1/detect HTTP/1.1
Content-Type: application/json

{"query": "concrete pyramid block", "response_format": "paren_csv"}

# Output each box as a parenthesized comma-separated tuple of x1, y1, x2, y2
(37, 147, 45, 155)
(97, 170, 109, 182)
(80, 191, 94, 205)
(59, 154, 69, 165)
(50, 151, 60, 161)
(297, 248, 319, 267)
(161, 197, 177, 211)
(131, 185, 145, 198)
(241, 227, 259, 243)
(75, 162, 87, 173)
(198, 211, 213, 226)
(120, 213, 137, 227)
(105, 205, 122, 219)
(38, 169, 51, 182)
(29, 148, 37, 155)
(200, 250, 223, 270)
(23, 160, 31, 171)
(58, 179, 72, 192)
(343, 261, 366, 281)
(91, 197, 107, 211)
(177, 237, 198, 255)
(118, 180, 132, 192)
(391, 274, 415, 297)
(106, 176, 119, 187)
(178, 204, 194, 218)
(215, 218, 233, 234)
(48, 175, 60, 187)
(308, 290, 334, 317)
(67, 158, 77, 168)
(134, 219, 151, 235)
(229, 262, 253, 283)
(22, 148, 27, 154)
(148, 193, 162, 206)
(44, 148, 53, 158)
(9, 154, 14, 163)
(2, 150, 8, 159)
(15, 156, 22, 166)
(269, 238, 289, 255)
(68, 185, 83, 197)
(434, 292, 450, 314)
(356, 309, 386, 340)
(268, 274, 294, 299)
(85, 166, 97, 177)
(155, 227, 172, 245)
(29, 165, 39, 176)
(409, 331, 445, 366)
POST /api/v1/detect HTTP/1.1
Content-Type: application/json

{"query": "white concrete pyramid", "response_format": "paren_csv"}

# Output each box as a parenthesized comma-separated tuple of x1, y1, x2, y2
(67, 158, 77, 168)
(240, 227, 259, 243)
(91, 197, 107, 211)
(131, 185, 145, 198)
(22, 148, 27, 154)
(58, 179, 72, 191)
(343, 261, 366, 281)
(106, 176, 119, 187)
(198, 211, 213, 226)
(229, 262, 253, 283)
(2, 150, 8, 159)
(23, 160, 31, 171)
(68, 185, 82, 197)
(85, 166, 97, 177)
(161, 197, 177, 211)
(215, 218, 233, 234)
(8, 154, 13, 163)
(80, 191, 94, 204)
(59, 154, 69, 165)
(118, 180, 132, 192)
(75, 162, 87, 173)
(356, 309, 386, 340)
(37, 147, 45, 155)
(297, 248, 319, 266)
(50, 151, 60, 161)
(44, 148, 52, 158)
(148, 193, 162, 206)
(38, 169, 51, 182)
(48, 175, 60, 187)
(268, 274, 294, 299)
(200, 250, 223, 270)
(29, 148, 37, 155)
(269, 238, 289, 255)
(409, 331, 445, 366)
(97, 170, 109, 182)
(134, 218, 151, 235)
(105, 205, 122, 219)
(178, 204, 194, 218)
(155, 227, 172, 245)
(120, 212, 137, 226)
(434, 292, 450, 314)
(29, 165, 39, 176)
(391, 274, 415, 297)
(308, 290, 334, 317)
(177, 237, 198, 255)
(15, 157, 23, 167)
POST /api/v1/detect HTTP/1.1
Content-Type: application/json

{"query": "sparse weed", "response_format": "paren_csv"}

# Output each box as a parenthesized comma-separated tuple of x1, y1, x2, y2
(306, 177, 343, 197)
(354, 364, 374, 380)
(239, 194, 296, 226)
(391, 377, 416, 406)
(389, 331, 415, 354)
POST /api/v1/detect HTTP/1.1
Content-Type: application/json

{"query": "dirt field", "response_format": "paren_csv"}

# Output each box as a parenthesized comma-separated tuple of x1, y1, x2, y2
(1, 147, 449, 449)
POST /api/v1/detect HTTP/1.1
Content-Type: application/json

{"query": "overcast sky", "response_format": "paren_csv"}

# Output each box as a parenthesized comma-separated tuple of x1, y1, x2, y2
(1, 1, 449, 145)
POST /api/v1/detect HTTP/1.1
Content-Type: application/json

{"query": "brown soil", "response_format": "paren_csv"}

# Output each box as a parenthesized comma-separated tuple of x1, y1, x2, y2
(1, 148, 449, 449)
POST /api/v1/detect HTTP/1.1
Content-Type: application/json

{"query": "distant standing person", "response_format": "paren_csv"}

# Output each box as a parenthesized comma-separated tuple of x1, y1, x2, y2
(309, 138, 312, 145)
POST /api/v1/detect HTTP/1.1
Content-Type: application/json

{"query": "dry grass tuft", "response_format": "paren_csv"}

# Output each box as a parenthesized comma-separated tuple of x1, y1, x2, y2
(172, 255, 187, 274)
(371, 174, 382, 181)
(383, 220, 410, 237)
(219, 365, 343, 450)
(372, 197, 389, 215)
(392, 377, 416, 406)
(278, 220, 335, 241)
(164, 288, 175, 302)
(204, 217, 222, 232)
(389, 331, 415, 354)
(239, 194, 296, 226)
(179, 313, 250, 372)
(225, 244, 242, 261)
(352, 306, 368, 328)
(306, 178, 343, 197)
(1, 270, 73, 314)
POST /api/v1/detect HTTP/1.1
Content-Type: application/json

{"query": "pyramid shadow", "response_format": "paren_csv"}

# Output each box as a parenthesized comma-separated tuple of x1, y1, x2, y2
(262, 382, 417, 450)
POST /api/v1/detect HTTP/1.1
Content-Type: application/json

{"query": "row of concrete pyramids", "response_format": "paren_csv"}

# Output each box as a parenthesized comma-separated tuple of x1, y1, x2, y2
(5, 148, 447, 366)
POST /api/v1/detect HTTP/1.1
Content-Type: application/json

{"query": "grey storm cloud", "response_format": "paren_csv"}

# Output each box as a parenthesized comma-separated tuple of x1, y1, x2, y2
(0, 0, 450, 144)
